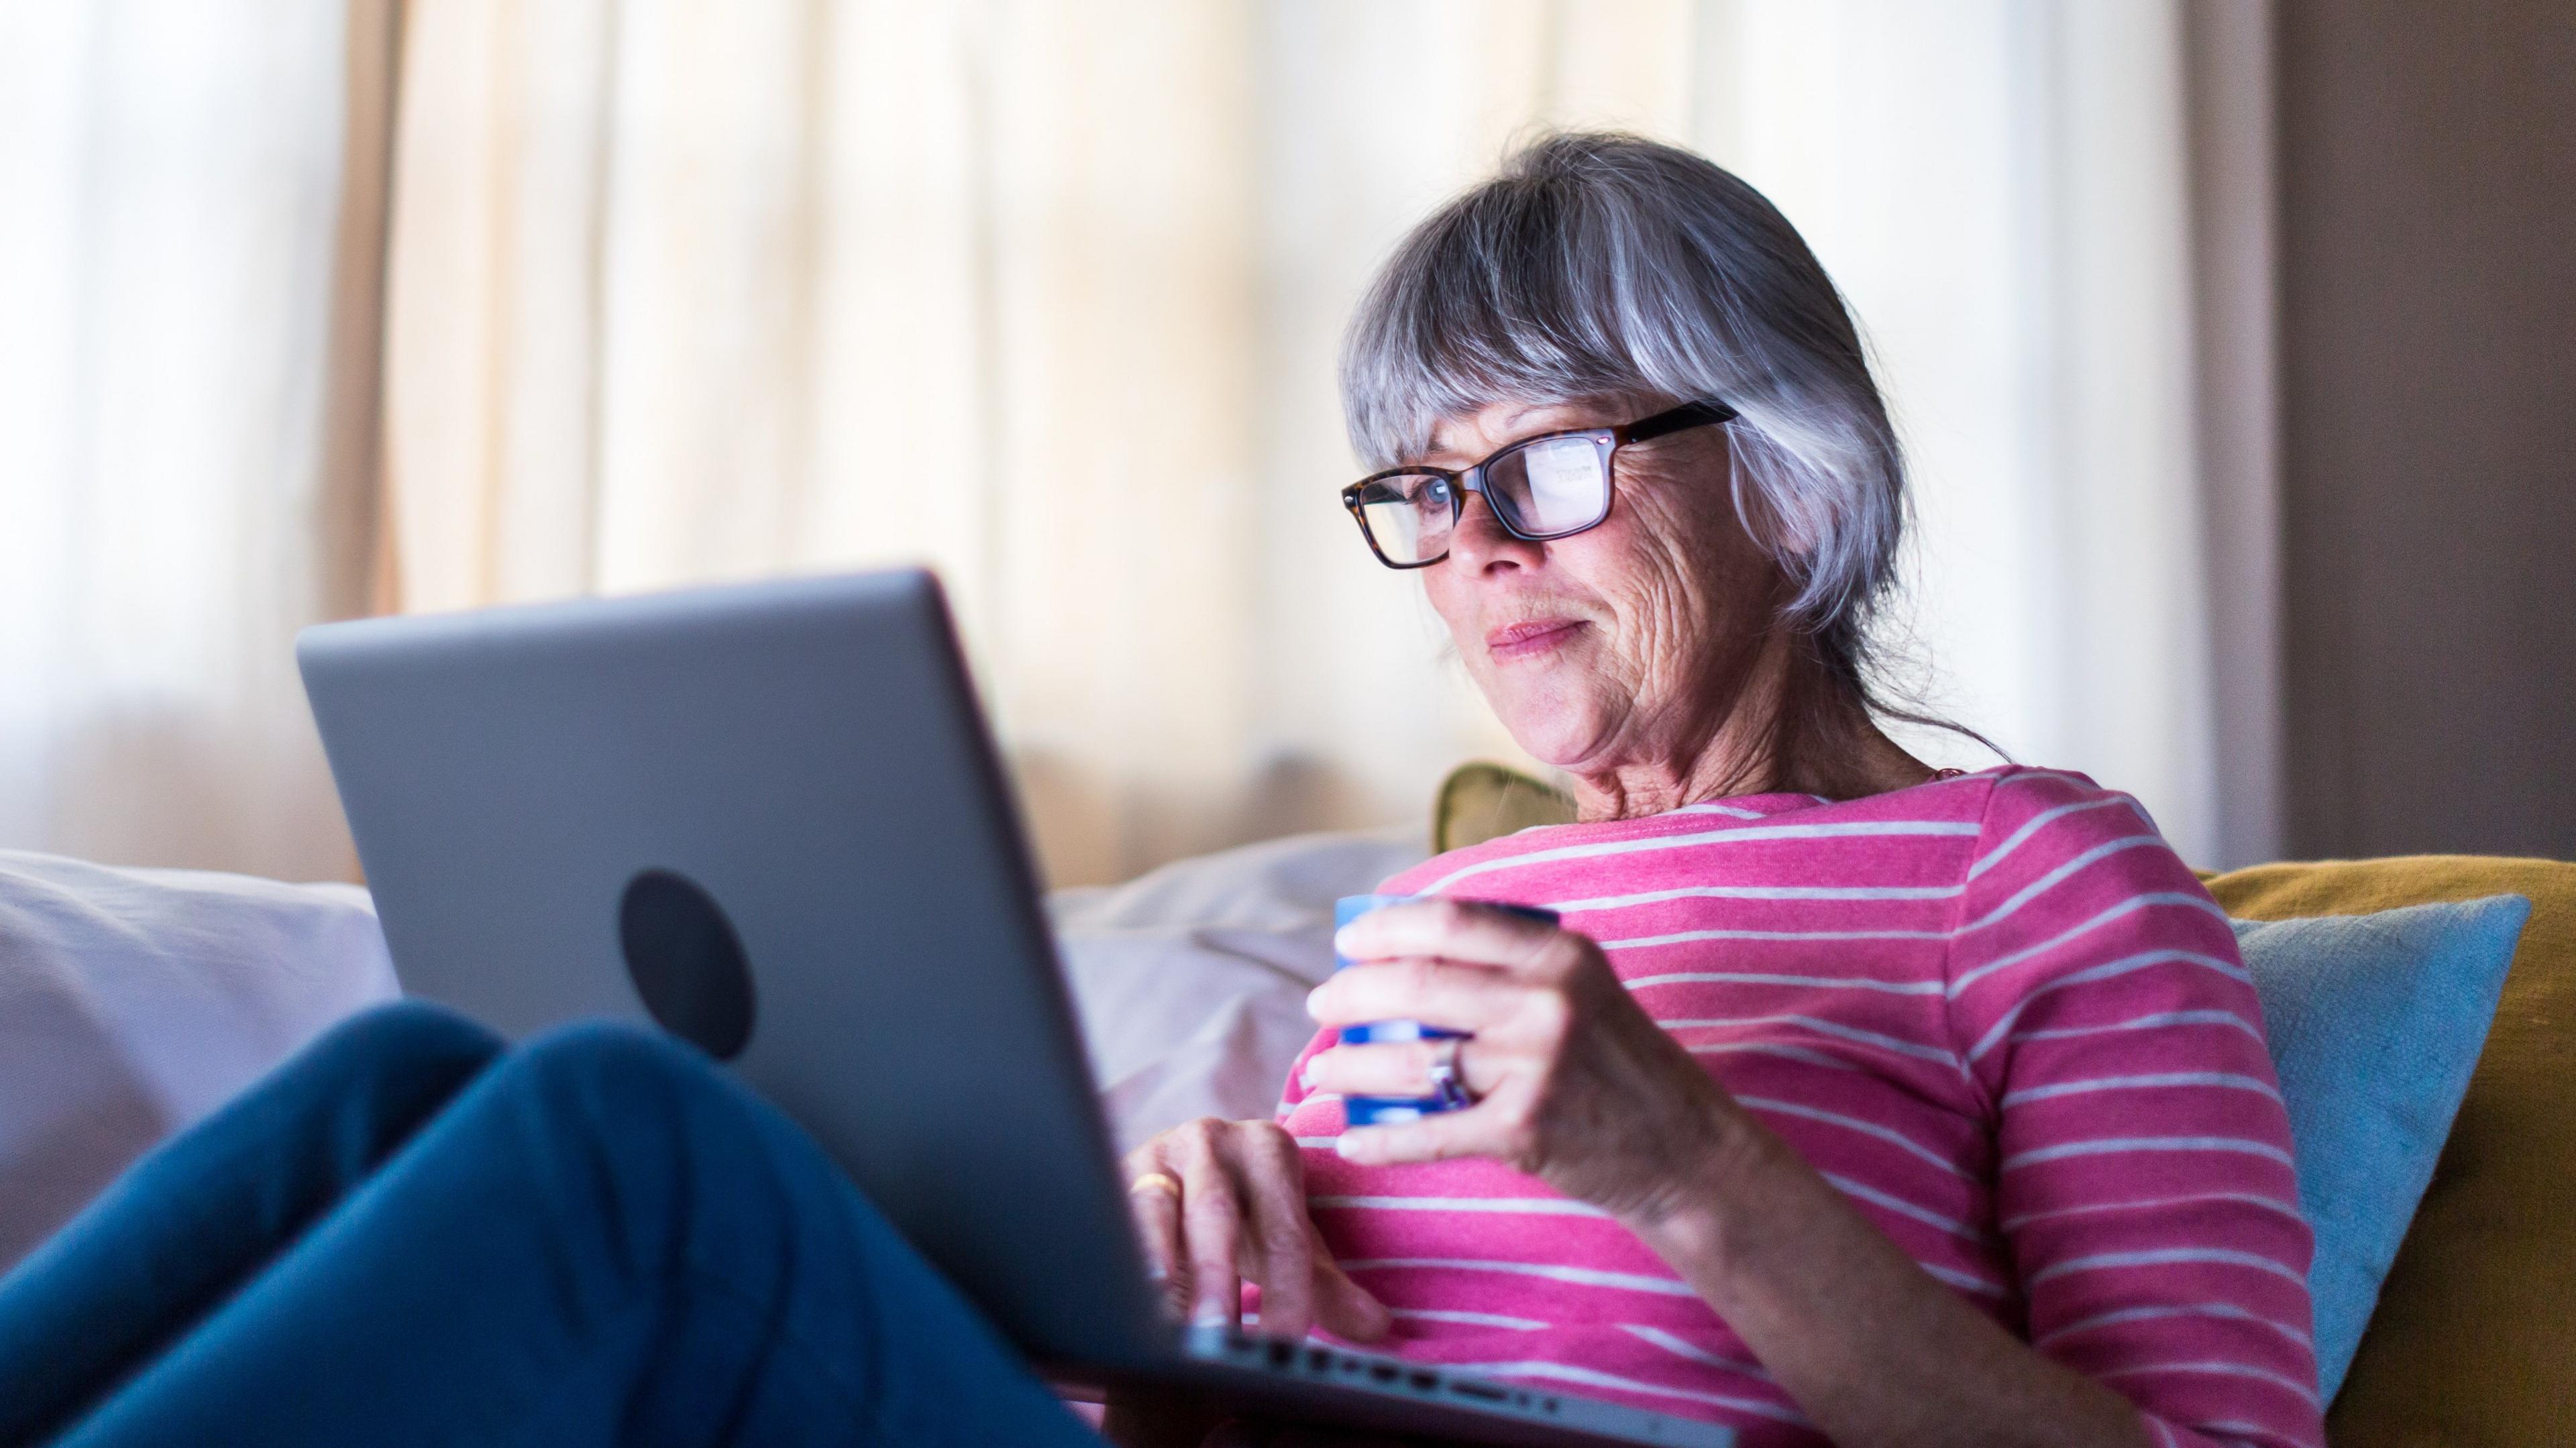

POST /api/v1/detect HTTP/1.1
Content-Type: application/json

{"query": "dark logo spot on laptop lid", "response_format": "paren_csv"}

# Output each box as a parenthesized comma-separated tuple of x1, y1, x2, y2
(617, 869, 756, 1061)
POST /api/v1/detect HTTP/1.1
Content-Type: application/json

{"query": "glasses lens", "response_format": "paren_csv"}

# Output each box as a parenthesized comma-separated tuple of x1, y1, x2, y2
(1486, 435, 1611, 537)
(1356, 473, 1455, 565)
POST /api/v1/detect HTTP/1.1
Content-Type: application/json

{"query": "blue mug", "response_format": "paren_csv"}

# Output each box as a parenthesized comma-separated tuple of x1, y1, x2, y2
(1330, 893, 1560, 1126)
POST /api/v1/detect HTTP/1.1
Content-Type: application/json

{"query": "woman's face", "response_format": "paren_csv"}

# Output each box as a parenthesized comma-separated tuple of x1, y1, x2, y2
(1415, 400, 1781, 776)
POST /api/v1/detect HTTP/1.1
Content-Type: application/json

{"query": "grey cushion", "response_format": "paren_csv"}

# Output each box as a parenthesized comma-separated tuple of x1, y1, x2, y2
(0, 851, 396, 1268)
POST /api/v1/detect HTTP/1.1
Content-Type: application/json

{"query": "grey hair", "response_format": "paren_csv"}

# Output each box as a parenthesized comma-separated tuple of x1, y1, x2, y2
(1340, 131, 1907, 691)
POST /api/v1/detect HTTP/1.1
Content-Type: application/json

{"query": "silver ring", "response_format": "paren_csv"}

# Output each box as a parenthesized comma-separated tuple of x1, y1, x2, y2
(1426, 1036, 1477, 1109)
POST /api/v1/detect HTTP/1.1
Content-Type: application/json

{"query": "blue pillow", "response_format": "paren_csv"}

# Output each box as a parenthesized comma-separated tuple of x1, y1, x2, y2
(2232, 894, 2530, 1402)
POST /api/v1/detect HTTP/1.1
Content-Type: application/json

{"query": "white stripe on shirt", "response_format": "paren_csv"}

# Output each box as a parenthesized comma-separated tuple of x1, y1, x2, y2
(1734, 1096, 1976, 1178)
(1550, 882, 1965, 912)
(1999, 1190, 2308, 1233)
(2002, 1071, 2282, 1108)
(1387, 1307, 1549, 1331)
(1338, 1258, 1696, 1296)
(2036, 1301, 2314, 1351)
(2098, 1359, 2321, 1408)
(1967, 950, 2255, 1061)
(2003, 1136, 2297, 1173)
(1308, 1195, 1607, 1218)
(1965, 794, 2139, 880)
(2007, 1008, 2264, 1048)
(1625, 969, 1948, 997)
(1664, 1013, 1964, 1068)
(1949, 891, 2233, 994)
(2027, 1247, 2308, 1290)
(1414, 820, 1980, 893)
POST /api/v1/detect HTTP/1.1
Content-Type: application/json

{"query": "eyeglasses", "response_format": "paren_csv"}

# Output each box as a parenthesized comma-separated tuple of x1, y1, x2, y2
(1338, 398, 1738, 569)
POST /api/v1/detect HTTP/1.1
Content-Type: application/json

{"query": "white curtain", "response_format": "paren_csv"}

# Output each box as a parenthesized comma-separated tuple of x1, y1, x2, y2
(385, 0, 2267, 887)
(0, 0, 2271, 885)
(1711, 2, 2228, 856)
(0, 0, 395, 881)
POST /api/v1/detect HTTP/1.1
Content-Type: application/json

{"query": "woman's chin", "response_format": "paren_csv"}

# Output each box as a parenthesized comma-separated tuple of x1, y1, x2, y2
(1494, 707, 1616, 774)
(1472, 666, 1623, 771)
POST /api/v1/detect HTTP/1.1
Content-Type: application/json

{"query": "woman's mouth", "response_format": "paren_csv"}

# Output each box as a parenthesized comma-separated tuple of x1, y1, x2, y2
(1485, 618, 1587, 661)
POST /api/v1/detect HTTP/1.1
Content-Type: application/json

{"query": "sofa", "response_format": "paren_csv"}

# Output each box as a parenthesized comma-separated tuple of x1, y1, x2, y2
(5, 764, 2568, 1445)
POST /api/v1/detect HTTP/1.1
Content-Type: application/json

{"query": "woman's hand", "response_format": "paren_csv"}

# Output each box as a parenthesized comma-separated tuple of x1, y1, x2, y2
(1120, 1118, 1392, 1343)
(1303, 897, 1756, 1222)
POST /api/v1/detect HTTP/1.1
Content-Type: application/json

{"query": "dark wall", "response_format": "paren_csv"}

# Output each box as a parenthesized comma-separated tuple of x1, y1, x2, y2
(2277, 0, 2576, 859)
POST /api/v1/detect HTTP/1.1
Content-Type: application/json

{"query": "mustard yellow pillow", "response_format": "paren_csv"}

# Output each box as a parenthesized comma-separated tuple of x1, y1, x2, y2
(2204, 856, 2576, 1447)
(1433, 761, 1576, 854)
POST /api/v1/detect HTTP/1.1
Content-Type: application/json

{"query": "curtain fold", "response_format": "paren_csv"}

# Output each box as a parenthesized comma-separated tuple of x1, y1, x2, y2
(0, 0, 397, 880)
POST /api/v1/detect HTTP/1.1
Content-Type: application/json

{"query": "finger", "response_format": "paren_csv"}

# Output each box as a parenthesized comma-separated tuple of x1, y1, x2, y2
(1301, 1040, 1438, 1097)
(1335, 1099, 1511, 1168)
(1178, 1152, 1248, 1328)
(1307, 956, 1518, 1032)
(1302, 1039, 1505, 1099)
(1236, 1132, 1320, 1339)
(1127, 1167, 1189, 1319)
(1334, 897, 1570, 973)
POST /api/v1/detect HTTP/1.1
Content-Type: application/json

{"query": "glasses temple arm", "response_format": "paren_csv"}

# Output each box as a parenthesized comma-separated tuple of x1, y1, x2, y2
(1621, 398, 1739, 443)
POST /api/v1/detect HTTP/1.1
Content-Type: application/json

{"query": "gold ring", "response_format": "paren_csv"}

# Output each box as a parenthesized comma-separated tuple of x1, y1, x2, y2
(1128, 1171, 1183, 1199)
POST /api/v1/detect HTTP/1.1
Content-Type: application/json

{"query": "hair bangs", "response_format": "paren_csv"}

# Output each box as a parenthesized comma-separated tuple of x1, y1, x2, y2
(1342, 174, 1670, 469)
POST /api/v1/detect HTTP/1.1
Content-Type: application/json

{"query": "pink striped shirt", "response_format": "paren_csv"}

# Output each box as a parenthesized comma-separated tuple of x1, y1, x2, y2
(1277, 767, 2320, 1448)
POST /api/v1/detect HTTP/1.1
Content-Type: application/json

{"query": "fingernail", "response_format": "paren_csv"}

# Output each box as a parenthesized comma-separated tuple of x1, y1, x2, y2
(1332, 924, 1357, 953)
(1192, 1301, 1233, 1327)
(1335, 1131, 1368, 1161)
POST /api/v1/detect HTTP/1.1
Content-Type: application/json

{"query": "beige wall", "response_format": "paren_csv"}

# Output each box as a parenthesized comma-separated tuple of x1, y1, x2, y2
(2277, 0, 2576, 859)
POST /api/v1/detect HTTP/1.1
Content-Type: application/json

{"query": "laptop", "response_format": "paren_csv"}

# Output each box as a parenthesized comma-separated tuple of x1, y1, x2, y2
(297, 568, 1732, 1448)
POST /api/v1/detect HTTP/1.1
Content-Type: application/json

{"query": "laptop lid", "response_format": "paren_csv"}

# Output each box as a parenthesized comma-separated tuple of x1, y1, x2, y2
(299, 569, 1169, 1370)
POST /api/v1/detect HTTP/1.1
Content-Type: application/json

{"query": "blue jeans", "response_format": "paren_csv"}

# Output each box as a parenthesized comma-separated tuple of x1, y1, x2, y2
(0, 1002, 1106, 1448)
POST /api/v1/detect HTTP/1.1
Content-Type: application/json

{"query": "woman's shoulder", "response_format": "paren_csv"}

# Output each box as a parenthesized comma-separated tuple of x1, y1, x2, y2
(1949, 765, 2176, 875)
(1944, 765, 2219, 970)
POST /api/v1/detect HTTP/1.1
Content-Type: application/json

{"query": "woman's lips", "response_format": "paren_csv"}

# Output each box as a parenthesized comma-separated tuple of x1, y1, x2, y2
(1485, 618, 1587, 661)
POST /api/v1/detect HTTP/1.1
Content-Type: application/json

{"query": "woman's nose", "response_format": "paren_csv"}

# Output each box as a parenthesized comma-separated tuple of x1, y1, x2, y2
(1446, 490, 1545, 573)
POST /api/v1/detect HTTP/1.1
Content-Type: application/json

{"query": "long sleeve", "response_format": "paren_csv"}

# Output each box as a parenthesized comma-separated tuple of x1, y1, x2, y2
(1947, 771, 2322, 1448)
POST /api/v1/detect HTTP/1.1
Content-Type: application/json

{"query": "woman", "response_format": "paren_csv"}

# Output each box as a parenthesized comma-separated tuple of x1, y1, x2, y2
(1121, 133, 2318, 1448)
(0, 133, 2316, 1448)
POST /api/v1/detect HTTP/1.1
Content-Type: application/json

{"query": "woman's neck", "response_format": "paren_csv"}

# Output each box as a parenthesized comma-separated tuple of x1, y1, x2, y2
(1564, 635, 1934, 823)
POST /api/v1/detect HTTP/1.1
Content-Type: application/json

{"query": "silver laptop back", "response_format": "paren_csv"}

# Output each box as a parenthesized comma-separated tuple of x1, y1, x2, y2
(299, 569, 1170, 1370)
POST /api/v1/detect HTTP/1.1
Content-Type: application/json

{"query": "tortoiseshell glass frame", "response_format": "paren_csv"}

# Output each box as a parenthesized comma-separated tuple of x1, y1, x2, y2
(1338, 398, 1739, 569)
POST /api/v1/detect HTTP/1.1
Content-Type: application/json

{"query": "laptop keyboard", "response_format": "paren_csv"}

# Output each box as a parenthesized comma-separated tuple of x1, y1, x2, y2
(1185, 1324, 1560, 1414)
(1179, 1325, 1735, 1446)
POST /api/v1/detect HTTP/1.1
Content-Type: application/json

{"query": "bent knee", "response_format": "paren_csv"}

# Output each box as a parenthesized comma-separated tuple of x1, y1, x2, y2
(511, 1019, 718, 1091)
(295, 999, 504, 1088)
(465, 1023, 788, 1265)
(475, 1022, 739, 1170)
